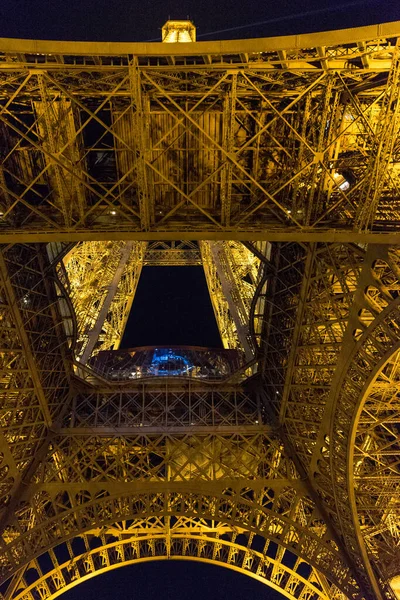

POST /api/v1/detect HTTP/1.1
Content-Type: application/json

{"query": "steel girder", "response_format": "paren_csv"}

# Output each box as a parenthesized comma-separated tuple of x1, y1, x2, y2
(5, 522, 347, 600)
(201, 240, 263, 356)
(143, 241, 202, 266)
(253, 242, 400, 599)
(0, 243, 360, 600)
(60, 241, 145, 359)
(1, 239, 399, 600)
(0, 19, 400, 600)
(0, 244, 73, 547)
(0, 24, 399, 241)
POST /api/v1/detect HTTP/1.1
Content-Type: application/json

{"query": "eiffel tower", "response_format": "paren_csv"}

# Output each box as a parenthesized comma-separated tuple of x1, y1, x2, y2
(0, 18, 400, 600)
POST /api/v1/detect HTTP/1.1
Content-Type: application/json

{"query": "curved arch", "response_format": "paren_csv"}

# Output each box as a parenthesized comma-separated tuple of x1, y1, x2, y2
(348, 340, 400, 583)
(1, 487, 358, 599)
(9, 531, 343, 600)
(330, 294, 400, 591)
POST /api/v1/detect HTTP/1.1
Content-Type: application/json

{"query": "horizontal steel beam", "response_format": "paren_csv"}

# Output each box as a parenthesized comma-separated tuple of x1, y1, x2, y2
(0, 21, 399, 57)
(59, 424, 266, 435)
(1, 229, 400, 243)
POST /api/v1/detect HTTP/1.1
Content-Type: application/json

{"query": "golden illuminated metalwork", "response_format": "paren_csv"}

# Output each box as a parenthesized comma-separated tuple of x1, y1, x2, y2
(0, 22, 399, 243)
(8, 521, 347, 600)
(60, 241, 145, 361)
(201, 240, 263, 358)
(162, 20, 196, 43)
(0, 21, 400, 600)
(144, 241, 202, 266)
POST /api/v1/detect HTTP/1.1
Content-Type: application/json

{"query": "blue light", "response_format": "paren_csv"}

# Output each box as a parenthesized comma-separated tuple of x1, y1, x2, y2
(148, 348, 193, 376)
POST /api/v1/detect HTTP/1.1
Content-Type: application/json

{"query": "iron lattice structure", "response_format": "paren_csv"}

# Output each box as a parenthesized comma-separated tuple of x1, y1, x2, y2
(0, 20, 400, 600)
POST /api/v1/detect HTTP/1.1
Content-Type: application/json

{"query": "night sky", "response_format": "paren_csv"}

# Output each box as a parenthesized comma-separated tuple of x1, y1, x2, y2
(0, 0, 398, 41)
(4, 1, 399, 598)
(121, 267, 222, 348)
(62, 561, 284, 600)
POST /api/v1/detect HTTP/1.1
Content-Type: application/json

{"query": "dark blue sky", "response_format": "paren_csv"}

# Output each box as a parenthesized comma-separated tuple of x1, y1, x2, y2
(121, 267, 222, 348)
(62, 560, 284, 600)
(0, 0, 398, 41)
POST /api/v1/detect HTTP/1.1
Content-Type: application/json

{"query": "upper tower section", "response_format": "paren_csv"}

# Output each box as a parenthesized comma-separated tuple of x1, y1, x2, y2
(162, 19, 196, 42)
(0, 21, 399, 243)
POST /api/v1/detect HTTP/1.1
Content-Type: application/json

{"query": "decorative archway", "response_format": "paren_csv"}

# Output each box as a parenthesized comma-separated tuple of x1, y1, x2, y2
(257, 242, 400, 598)
(325, 247, 400, 595)
(8, 524, 343, 600)
(347, 341, 400, 588)
(1, 489, 356, 600)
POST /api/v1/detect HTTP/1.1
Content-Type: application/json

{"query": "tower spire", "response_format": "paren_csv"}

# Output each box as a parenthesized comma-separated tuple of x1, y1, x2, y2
(162, 19, 196, 42)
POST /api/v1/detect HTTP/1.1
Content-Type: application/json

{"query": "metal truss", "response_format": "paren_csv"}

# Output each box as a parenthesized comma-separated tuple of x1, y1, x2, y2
(200, 240, 264, 356)
(60, 241, 145, 360)
(143, 241, 202, 266)
(63, 239, 260, 363)
(252, 243, 400, 599)
(353, 347, 400, 584)
(0, 395, 361, 600)
(2, 238, 400, 599)
(1, 20, 400, 600)
(0, 241, 363, 600)
(0, 24, 400, 243)
(200, 240, 239, 350)
(0, 244, 72, 541)
(6, 519, 347, 600)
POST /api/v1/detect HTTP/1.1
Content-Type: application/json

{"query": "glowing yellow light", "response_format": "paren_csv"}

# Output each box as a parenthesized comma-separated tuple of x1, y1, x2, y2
(162, 20, 196, 43)
(333, 171, 352, 191)
(390, 576, 400, 600)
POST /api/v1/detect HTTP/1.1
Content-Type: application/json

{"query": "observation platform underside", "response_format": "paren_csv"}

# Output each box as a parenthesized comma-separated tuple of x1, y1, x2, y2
(0, 21, 399, 242)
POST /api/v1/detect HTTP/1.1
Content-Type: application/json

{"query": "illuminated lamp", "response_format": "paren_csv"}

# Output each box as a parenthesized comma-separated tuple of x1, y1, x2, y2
(333, 169, 355, 192)
(162, 20, 196, 43)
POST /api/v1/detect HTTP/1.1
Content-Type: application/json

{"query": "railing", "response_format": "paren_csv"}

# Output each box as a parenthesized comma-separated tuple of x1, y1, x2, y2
(88, 346, 245, 382)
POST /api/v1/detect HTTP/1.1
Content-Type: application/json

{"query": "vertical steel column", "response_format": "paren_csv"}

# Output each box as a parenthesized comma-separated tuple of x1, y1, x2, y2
(356, 40, 400, 230)
(209, 241, 254, 361)
(221, 72, 237, 227)
(80, 242, 134, 363)
(129, 61, 154, 230)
